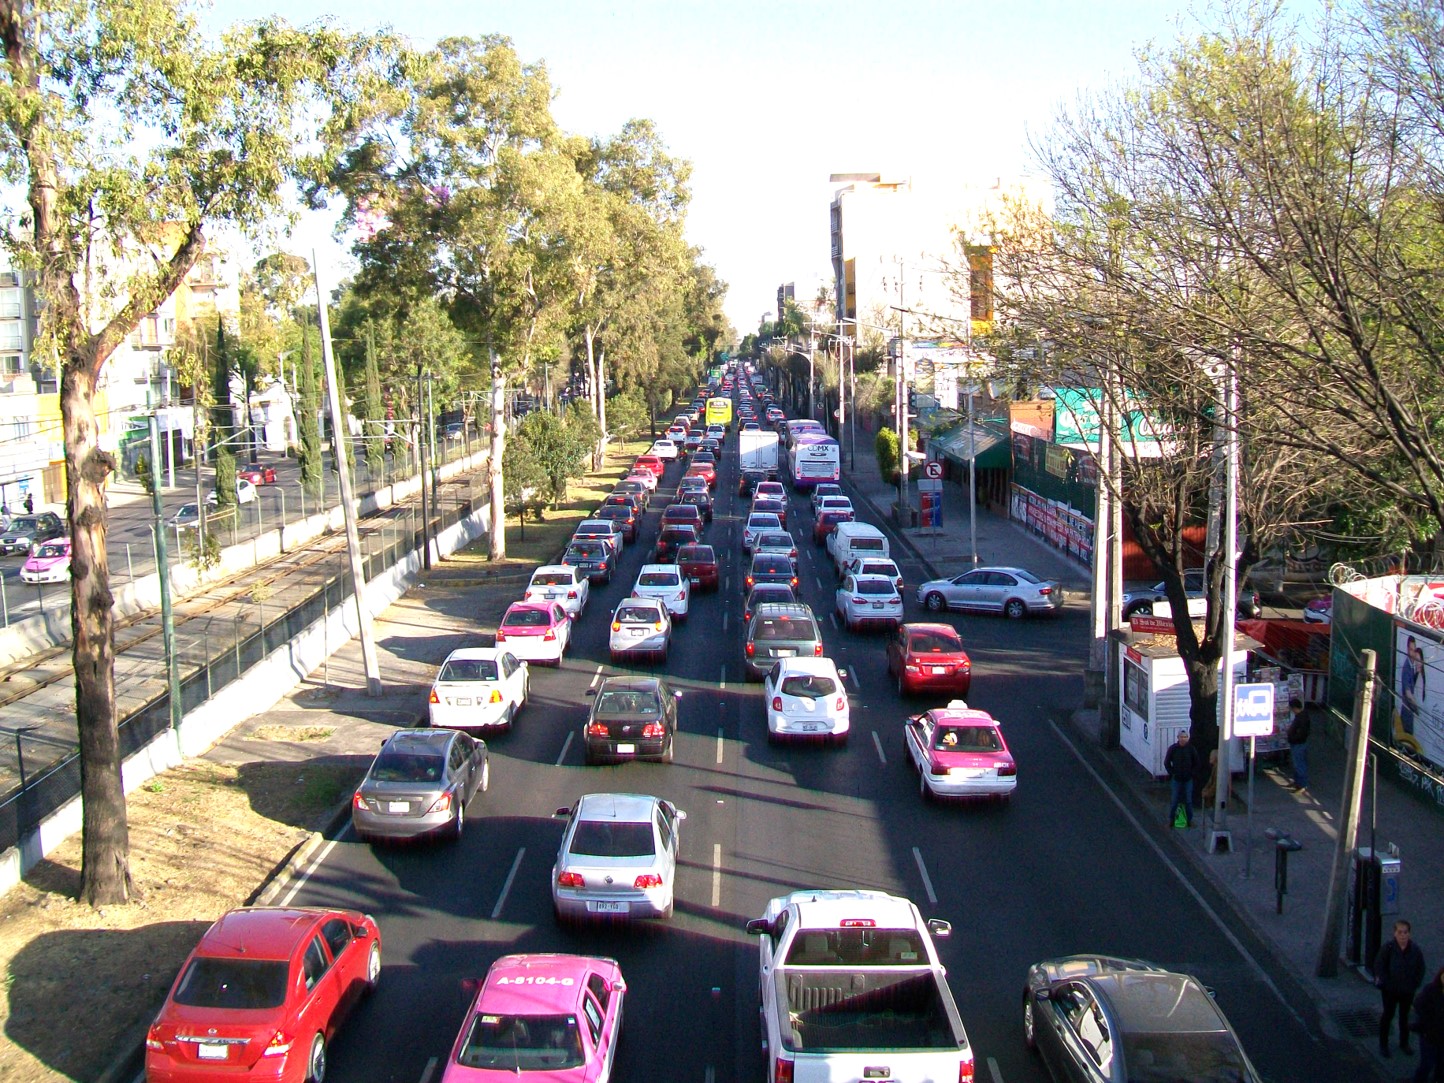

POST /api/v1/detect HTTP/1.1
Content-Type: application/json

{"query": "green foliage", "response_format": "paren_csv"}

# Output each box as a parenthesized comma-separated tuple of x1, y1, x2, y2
(183, 526, 222, 573)
(515, 409, 591, 506)
(362, 328, 386, 479)
(134, 454, 155, 496)
(875, 427, 900, 483)
(502, 430, 550, 522)
(604, 390, 649, 440)
(298, 323, 323, 499)
(213, 447, 238, 508)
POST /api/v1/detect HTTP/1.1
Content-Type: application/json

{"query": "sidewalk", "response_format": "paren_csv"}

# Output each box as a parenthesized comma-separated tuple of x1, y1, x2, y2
(834, 414, 1444, 1073)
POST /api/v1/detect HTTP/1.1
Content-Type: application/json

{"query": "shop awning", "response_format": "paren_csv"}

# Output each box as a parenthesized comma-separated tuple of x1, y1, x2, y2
(931, 420, 1010, 469)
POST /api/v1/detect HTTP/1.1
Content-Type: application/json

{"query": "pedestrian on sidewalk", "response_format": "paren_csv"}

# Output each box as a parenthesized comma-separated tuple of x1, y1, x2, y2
(1286, 697, 1311, 792)
(1413, 966, 1444, 1081)
(1376, 919, 1427, 1057)
(22, 491, 32, 514)
(1164, 730, 1200, 828)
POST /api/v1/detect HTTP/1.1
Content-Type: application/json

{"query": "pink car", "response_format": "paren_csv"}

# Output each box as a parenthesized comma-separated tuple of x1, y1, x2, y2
(903, 704, 1018, 804)
(20, 538, 71, 584)
(494, 601, 571, 667)
(442, 954, 625, 1082)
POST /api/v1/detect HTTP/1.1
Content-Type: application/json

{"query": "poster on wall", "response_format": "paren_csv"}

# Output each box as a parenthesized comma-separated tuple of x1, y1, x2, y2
(1393, 624, 1444, 770)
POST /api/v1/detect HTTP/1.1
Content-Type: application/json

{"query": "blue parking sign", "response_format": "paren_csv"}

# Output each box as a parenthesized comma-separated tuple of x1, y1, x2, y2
(1233, 682, 1275, 738)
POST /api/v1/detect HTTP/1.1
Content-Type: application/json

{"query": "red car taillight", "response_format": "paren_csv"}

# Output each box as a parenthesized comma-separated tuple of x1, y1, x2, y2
(587, 722, 609, 737)
(634, 873, 663, 889)
(835, 697, 846, 712)
(494, 630, 506, 642)
(426, 792, 454, 814)
(611, 620, 622, 631)
(653, 620, 665, 631)
(774, 1056, 794, 1083)
(790, 577, 799, 587)
(261, 1030, 295, 1057)
(145, 1025, 165, 1051)
(543, 630, 556, 641)
(1038, 586, 1053, 596)
(852, 596, 865, 605)
(429, 688, 439, 704)
(959, 1057, 975, 1083)
(642, 722, 665, 738)
(931, 763, 950, 776)
(771, 697, 783, 711)
(598, 561, 608, 571)
(813, 643, 823, 656)
(558, 871, 584, 888)
(998, 763, 1017, 777)
(745, 576, 755, 588)
(352, 791, 367, 809)
(745, 642, 755, 656)
(568, 590, 578, 599)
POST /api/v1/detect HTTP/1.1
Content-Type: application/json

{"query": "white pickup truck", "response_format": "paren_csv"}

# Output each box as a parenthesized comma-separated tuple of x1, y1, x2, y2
(746, 889, 975, 1083)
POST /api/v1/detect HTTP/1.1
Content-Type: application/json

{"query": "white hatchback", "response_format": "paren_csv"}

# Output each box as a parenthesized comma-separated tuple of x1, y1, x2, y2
(429, 647, 529, 732)
(632, 564, 690, 620)
(742, 513, 784, 552)
(835, 574, 904, 632)
(649, 439, 680, 460)
(524, 564, 590, 619)
(762, 657, 850, 744)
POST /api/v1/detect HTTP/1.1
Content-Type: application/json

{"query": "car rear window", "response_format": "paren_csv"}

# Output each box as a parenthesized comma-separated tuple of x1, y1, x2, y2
(779, 674, 837, 698)
(850, 538, 885, 553)
(458, 1014, 584, 1071)
(616, 604, 660, 623)
(569, 820, 656, 858)
(755, 557, 792, 574)
(678, 546, 714, 562)
(594, 690, 662, 715)
(173, 957, 289, 1009)
(504, 608, 550, 627)
(934, 726, 1002, 752)
(785, 929, 926, 966)
(439, 659, 499, 682)
(639, 571, 680, 587)
(371, 751, 446, 783)
(564, 546, 600, 562)
(758, 534, 792, 548)
(748, 515, 782, 530)
(532, 572, 570, 586)
(910, 631, 964, 653)
(856, 580, 895, 596)
(755, 618, 816, 641)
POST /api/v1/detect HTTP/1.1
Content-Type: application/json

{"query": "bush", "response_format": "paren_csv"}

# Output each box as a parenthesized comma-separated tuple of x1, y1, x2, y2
(876, 427, 900, 483)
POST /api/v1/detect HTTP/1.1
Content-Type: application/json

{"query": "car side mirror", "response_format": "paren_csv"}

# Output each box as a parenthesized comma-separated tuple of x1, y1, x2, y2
(673, 808, 687, 822)
(674, 691, 683, 700)
(585, 688, 596, 696)
(1034, 986, 1052, 1001)
(611, 977, 627, 994)
(926, 918, 952, 939)
(745, 917, 772, 936)
(553, 807, 571, 819)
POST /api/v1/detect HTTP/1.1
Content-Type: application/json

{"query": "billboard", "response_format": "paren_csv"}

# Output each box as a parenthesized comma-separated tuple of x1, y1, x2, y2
(1394, 624, 1444, 771)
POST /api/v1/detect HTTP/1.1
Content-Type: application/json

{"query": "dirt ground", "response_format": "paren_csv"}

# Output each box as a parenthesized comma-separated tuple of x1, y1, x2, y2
(0, 438, 650, 1082)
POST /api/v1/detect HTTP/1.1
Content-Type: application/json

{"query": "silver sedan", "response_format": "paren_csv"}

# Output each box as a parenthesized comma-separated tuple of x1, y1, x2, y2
(608, 597, 672, 664)
(916, 566, 1064, 619)
(551, 793, 685, 922)
(351, 728, 489, 843)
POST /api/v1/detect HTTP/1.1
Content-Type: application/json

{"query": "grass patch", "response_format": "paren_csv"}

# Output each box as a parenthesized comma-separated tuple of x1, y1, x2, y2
(301, 772, 347, 810)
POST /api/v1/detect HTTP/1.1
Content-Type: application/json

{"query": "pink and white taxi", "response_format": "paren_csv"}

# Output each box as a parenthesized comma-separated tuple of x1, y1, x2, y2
(20, 538, 71, 584)
(441, 953, 625, 1083)
(903, 702, 1017, 803)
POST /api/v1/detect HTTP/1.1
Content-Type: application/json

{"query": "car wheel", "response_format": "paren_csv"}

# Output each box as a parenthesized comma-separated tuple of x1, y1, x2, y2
(364, 941, 381, 994)
(919, 771, 933, 803)
(450, 801, 465, 841)
(662, 737, 675, 764)
(1023, 995, 1037, 1051)
(1004, 599, 1027, 620)
(897, 672, 907, 697)
(306, 1033, 327, 1083)
(478, 759, 490, 793)
(925, 592, 947, 612)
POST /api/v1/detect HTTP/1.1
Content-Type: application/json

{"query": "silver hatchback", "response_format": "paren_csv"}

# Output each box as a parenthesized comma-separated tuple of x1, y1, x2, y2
(551, 792, 685, 922)
(351, 728, 489, 843)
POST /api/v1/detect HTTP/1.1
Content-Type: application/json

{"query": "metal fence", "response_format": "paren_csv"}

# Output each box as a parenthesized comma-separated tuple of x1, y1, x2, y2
(0, 476, 478, 856)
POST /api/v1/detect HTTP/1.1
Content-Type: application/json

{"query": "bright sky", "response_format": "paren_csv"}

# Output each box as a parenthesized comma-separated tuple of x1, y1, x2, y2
(204, 0, 1190, 338)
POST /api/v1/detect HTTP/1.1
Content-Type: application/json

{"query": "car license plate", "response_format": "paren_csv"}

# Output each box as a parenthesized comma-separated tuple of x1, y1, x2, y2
(961, 768, 990, 779)
(454, 696, 472, 706)
(774, 648, 796, 657)
(798, 723, 821, 733)
(616, 743, 636, 754)
(688, 576, 700, 584)
(196, 1043, 229, 1061)
(387, 801, 409, 814)
(628, 628, 644, 637)
(588, 900, 629, 914)
(932, 666, 948, 675)
(872, 602, 884, 609)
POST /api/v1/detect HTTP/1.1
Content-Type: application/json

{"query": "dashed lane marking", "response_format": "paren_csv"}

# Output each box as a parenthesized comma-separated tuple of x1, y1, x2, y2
(491, 847, 526, 920)
(716, 727, 725, 764)
(556, 731, 573, 766)
(872, 731, 887, 765)
(588, 665, 603, 690)
(987, 1057, 1004, 1083)
(419, 1057, 438, 1083)
(711, 843, 723, 907)
(912, 846, 938, 905)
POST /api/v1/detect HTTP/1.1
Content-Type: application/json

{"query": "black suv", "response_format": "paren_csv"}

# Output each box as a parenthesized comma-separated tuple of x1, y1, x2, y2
(584, 676, 680, 764)
(743, 602, 823, 680)
(0, 512, 65, 555)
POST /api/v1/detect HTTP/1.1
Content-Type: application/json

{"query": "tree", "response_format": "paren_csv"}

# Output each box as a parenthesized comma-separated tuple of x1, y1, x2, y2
(502, 426, 548, 528)
(0, 1, 392, 905)
(604, 390, 649, 442)
(362, 327, 386, 480)
(211, 324, 237, 508)
(297, 321, 323, 500)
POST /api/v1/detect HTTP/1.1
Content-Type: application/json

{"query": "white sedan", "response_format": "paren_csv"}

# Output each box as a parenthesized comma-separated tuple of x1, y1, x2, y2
(761, 657, 850, 744)
(649, 439, 680, 460)
(524, 564, 590, 619)
(206, 478, 258, 506)
(609, 597, 673, 663)
(632, 564, 690, 621)
(835, 574, 904, 631)
(429, 647, 529, 732)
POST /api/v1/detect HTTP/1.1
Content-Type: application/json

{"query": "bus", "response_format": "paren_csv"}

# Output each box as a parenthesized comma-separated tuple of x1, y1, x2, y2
(705, 396, 733, 429)
(788, 434, 840, 490)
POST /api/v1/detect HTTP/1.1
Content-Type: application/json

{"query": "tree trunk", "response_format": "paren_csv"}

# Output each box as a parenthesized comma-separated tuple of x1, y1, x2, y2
(585, 326, 604, 470)
(64, 363, 131, 905)
(488, 348, 507, 560)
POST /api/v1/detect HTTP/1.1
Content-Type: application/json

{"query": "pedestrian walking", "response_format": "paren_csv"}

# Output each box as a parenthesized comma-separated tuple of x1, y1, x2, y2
(1376, 919, 1427, 1057)
(22, 492, 32, 514)
(1413, 966, 1444, 1081)
(1164, 729, 1200, 829)
(1286, 697, 1311, 792)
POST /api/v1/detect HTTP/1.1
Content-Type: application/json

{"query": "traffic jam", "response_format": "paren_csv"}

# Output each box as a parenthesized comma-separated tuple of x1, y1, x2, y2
(142, 365, 1264, 1083)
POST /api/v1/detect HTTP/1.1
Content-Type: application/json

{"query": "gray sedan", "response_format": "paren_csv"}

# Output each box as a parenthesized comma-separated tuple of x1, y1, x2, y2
(351, 728, 489, 843)
(916, 565, 1064, 619)
(551, 792, 685, 922)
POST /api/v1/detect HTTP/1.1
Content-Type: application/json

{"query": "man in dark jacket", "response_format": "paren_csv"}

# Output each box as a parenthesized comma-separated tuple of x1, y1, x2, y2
(1164, 730, 1200, 829)
(1413, 966, 1444, 1082)
(1286, 697, 1311, 791)
(1376, 919, 1427, 1056)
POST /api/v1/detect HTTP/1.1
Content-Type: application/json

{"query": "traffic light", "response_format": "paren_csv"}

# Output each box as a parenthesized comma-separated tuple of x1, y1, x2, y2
(907, 389, 918, 411)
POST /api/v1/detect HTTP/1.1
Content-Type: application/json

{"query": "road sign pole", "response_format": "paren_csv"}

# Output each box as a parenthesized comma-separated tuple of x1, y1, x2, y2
(1245, 736, 1256, 879)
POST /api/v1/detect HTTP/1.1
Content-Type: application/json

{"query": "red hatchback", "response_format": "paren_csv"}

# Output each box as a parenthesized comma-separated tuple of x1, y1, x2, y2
(238, 463, 278, 485)
(813, 509, 854, 545)
(888, 622, 972, 698)
(660, 503, 704, 534)
(685, 461, 716, 489)
(146, 906, 381, 1083)
(634, 455, 665, 477)
(676, 544, 720, 592)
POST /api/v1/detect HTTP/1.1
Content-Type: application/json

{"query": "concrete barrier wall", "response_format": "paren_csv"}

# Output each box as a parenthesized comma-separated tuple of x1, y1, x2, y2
(0, 486, 491, 897)
(0, 452, 487, 667)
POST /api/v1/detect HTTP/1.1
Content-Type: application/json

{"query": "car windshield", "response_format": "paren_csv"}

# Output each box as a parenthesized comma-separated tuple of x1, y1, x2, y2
(755, 617, 815, 641)
(532, 573, 571, 587)
(639, 572, 680, 587)
(34, 544, 66, 558)
(934, 726, 1002, 752)
(172, 957, 289, 1010)
(758, 534, 792, 549)
(779, 674, 837, 699)
(8, 517, 38, 531)
(457, 1013, 585, 1071)
(504, 608, 551, 628)
(855, 580, 895, 596)
(370, 751, 445, 783)
(616, 604, 661, 623)
(438, 659, 498, 682)
(594, 690, 662, 716)
(569, 820, 656, 858)
(910, 631, 964, 653)
(1119, 1032, 1251, 1082)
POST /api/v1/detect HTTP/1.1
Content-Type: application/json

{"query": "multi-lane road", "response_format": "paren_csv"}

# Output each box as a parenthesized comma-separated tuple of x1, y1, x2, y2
(272, 421, 1368, 1083)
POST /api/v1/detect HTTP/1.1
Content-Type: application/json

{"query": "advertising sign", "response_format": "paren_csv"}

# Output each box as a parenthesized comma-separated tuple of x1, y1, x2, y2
(1394, 624, 1444, 769)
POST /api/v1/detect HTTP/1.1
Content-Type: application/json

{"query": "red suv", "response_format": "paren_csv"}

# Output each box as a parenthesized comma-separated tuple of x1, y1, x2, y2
(677, 544, 720, 592)
(661, 503, 704, 533)
(887, 622, 972, 698)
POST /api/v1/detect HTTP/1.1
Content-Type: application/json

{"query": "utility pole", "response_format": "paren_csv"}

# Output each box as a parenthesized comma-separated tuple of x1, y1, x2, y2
(417, 363, 431, 570)
(149, 415, 182, 731)
(1210, 361, 1240, 852)
(1317, 649, 1378, 977)
(314, 254, 383, 697)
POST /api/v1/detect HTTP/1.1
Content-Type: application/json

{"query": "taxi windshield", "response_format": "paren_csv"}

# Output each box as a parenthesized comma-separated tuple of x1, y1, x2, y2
(934, 726, 1002, 752)
(458, 1013, 584, 1071)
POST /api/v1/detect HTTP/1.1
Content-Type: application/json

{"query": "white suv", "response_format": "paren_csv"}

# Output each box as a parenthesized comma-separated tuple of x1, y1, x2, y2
(762, 657, 850, 745)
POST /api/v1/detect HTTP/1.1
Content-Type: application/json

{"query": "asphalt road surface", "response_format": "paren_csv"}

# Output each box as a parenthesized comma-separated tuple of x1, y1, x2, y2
(276, 429, 1367, 1083)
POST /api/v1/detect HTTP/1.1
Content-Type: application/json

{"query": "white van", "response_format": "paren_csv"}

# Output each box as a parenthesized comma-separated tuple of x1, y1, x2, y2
(827, 521, 889, 574)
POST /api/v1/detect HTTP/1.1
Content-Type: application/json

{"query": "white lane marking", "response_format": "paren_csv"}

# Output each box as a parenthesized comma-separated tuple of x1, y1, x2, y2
(872, 731, 887, 765)
(419, 1056, 439, 1083)
(491, 847, 526, 920)
(829, 612, 838, 629)
(705, 1066, 716, 1083)
(720, 664, 727, 691)
(711, 843, 723, 907)
(722, 612, 729, 631)
(815, 575, 825, 590)
(278, 836, 342, 906)
(1048, 718, 1304, 1026)
(716, 727, 725, 764)
(986, 1057, 1003, 1083)
(556, 731, 573, 766)
(588, 665, 603, 690)
(848, 665, 859, 686)
(912, 846, 938, 905)
(724, 575, 730, 591)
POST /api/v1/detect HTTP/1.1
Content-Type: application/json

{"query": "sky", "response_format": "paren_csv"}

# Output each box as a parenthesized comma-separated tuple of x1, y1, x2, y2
(204, 0, 1193, 337)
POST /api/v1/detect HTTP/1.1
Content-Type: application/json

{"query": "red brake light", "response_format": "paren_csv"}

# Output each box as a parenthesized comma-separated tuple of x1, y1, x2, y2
(634, 873, 663, 889)
(745, 576, 754, 588)
(853, 596, 865, 605)
(745, 642, 755, 656)
(261, 1030, 295, 1057)
(959, 1059, 974, 1083)
(839, 918, 876, 927)
(494, 630, 505, 642)
(587, 722, 609, 737)
(835, 696, 846, 712)
(558, 871, 584, 888)
(352, 791, 366, 809)
(1039, 586, 1053, 595)
(429, 688, 439, 704)
(999, 763, 1017, 777)
(790, 577, 799, 587)
(642, 722, 665, 738)
(568, 590, 578, 599)
(145, 1025, 165, 1051)
(931, 763, 950, 775)
(426, 792, 454, 814)
(771, 696, 783, 711)
(599, 561, 608, 570)
(813, 643, 823, 656)
(774, 1057, 794, 1083)
(612, 621, 622, 632)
